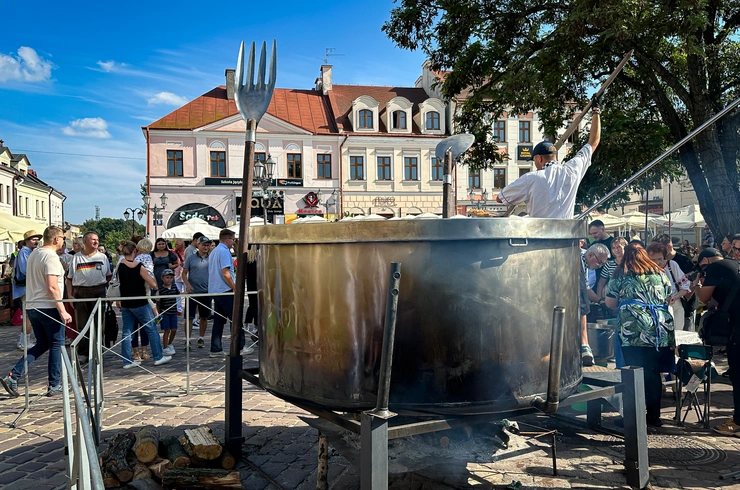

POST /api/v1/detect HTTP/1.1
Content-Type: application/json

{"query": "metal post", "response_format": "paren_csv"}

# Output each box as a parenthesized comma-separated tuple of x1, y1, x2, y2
(621, 366, 649, 489)
(361, 413, 389, 490)
(317, 432, 328, 490)
(370, 263, 401, 417)
(532, 306, 565, 413)
(442, 149, 454, 218)
(185, 296, 191, 395)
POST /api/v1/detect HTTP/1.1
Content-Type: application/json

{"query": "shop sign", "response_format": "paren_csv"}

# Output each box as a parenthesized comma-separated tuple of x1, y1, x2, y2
(236, 196, 284, 217)
(167, 203, 226, 229)
(297, 208, 324, 216)
(372, 197, 396, 207)
(517, 145, 533, 161)
(204, 177, 303, 187)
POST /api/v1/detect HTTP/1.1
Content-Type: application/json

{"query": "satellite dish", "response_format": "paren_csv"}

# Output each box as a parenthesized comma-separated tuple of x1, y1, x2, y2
(435, 134, 475, 162)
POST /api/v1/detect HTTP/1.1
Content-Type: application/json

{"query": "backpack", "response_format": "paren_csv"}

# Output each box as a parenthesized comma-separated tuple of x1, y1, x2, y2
(104, 303, 119, 348)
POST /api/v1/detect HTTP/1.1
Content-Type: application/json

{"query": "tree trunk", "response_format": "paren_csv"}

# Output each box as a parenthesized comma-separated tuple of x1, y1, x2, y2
(134, 426, 160, 463)
(160, 435, 191, 468)
(100, 431, 135, 483)
(161, 468, 241, 489)
(179, 426, 222, 461)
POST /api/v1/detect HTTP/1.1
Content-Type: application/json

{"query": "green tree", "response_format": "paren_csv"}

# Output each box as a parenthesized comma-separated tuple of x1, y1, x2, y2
(80, 217, 145, 253)
(383, 0, 740, 236)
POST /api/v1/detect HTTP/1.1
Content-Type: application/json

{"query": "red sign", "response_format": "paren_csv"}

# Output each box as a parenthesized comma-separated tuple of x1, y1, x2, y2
(303, 192, 320, 208)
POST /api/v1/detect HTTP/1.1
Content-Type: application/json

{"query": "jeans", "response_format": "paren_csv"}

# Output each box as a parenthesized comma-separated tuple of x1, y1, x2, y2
(622, 346, 673, 418)
(210, 294, 244, 353)
(122, 304, 163, 365)
(160, 313, 178, 331)
(11, 309, 65, 387)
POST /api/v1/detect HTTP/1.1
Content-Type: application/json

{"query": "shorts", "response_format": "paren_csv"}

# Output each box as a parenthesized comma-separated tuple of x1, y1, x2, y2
(160, 313, 178, 331)
(186, 296, 211, 321)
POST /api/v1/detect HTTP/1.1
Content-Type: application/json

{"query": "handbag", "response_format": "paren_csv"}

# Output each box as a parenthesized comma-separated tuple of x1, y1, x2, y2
(104, 302, 118, 348)
(699, 265, 740, 346)
(106, 262, 121, 298)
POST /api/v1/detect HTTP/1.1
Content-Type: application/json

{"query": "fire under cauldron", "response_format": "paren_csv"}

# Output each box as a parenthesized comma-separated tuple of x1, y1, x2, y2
(250, 218, 585, 415)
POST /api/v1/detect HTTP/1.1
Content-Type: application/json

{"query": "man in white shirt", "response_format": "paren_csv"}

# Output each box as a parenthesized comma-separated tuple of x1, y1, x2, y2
(1, 226, 72, 398)
(66, 232, 111, 363)
(496, 104, 601, 219)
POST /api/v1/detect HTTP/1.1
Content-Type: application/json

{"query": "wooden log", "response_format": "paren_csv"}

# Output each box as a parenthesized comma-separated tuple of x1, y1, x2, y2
(128, 478, 163, 490)
(102, 467, 120, 488)
(134, 426, 160, 463)
(161, 468, 241, 489)
(160, 435, 191, 468)
(147, 457, 172, 480)
(215, 447, 235, 470)
(101, 431, 135, 483)
(128, 454, 153, 481)
(179, 426, 222, 461)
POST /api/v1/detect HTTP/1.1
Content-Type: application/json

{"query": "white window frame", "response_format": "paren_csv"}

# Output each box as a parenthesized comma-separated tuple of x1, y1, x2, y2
(352, 95, 380, 133)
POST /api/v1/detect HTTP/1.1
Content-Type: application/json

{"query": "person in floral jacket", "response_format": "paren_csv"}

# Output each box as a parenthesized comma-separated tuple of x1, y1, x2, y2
(606, 243, 674, 427)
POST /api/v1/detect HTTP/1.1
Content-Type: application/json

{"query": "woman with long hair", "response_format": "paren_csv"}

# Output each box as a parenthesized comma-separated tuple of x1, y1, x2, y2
(117, 240, 171, 368)
(151, 238, 178, 290)
(605, 243, 675, 427)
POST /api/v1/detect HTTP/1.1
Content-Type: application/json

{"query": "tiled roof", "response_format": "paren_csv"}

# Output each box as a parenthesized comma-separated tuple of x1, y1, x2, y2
(10, 154, 28, 163)
(146, 87, 335, 134)
(328, 85, 432, 133)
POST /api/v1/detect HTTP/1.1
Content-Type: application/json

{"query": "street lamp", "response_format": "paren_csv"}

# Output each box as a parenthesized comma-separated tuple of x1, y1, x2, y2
(144, 192, 168, 239)
(468, 188, 488, 210)
(253, 155, 279, 225)
(123, 207, 145, 237)
(324, 188, 338, 221)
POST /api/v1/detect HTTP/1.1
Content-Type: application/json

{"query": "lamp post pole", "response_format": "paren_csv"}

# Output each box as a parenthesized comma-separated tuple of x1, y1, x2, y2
(123, 207, 144, 237)
(253, 155, 276, 225)
(143, 193, 168, 239)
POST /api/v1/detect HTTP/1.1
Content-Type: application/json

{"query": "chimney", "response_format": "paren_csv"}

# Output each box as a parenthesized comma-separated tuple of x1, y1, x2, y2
(225, 69, 235, 100)
(320, 65, 332, 95)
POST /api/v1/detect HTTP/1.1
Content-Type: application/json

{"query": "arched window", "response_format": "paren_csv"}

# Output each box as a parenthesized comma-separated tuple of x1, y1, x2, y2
(392, 110, 407, 130)
(358, 109, 373, 129)
(426, 111, 440, 130)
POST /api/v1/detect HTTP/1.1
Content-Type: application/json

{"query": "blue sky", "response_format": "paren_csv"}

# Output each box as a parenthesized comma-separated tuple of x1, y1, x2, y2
(0, 1, 426, 225)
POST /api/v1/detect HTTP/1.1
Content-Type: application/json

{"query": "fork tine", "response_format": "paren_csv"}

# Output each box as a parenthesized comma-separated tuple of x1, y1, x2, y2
(268, 40, 277, 91)
(235, 41, 245, 91)
(257, 41, 267, 90)
(247, 41, 256, 91)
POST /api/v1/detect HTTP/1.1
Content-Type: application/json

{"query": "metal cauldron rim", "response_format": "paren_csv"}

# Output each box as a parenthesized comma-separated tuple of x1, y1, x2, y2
(250, 217, 586, 245)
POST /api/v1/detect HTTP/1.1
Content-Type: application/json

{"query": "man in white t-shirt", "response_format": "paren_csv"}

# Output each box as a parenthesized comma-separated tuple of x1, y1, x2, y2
(497, 104, 601, 219)
(1, 226, 72, 398)
(66, 232, 111, 363)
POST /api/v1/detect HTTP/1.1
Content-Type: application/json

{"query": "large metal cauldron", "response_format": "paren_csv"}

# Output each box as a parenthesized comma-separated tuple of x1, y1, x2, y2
(250, 218, 585, 415)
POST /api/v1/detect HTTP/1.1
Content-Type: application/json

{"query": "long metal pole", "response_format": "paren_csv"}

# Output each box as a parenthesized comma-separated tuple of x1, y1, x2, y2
(442, 150, 454, 218)
(579, 96, 740, 218)
(226, 117, 257, 455)
(372, 263, 401, 417)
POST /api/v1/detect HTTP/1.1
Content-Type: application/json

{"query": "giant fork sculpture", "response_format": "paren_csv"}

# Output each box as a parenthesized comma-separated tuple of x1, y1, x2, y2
(226, 40, 276, 454)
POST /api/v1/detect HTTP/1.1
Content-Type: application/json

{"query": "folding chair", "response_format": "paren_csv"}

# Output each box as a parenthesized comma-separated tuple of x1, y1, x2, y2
(674, 344, 716, 428)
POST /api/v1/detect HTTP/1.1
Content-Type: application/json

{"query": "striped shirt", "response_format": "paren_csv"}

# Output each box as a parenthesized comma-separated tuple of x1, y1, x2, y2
(157, 284, 179, 314)
(600, 260, 618, 281)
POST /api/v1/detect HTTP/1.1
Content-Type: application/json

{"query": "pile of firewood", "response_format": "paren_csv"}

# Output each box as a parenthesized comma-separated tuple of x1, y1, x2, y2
(99, 425, 241, 489)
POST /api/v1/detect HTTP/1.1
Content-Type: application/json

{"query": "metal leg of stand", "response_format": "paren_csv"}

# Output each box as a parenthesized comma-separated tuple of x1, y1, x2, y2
(317, 432, 328, 490)
(621, 366, 649, 489)
(361, 412, 389, 490)
(551, 432, 558, 476)
(586, 399, 602, 429)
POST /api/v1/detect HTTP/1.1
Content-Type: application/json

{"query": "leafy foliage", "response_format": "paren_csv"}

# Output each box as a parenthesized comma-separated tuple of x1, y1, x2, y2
(383, 0, 740, 235)
(80, 218, 145, 253)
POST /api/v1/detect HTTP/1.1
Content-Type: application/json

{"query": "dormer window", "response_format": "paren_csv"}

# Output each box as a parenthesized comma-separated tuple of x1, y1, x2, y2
(352, 96, 380, 132)
(392, 111, 407, 130)
(426, 111, 440, 130)
(358, 109, 373, 129)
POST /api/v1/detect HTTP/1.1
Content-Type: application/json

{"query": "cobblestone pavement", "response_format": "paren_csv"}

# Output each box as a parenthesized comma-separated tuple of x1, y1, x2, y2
(1, 321, 740, 489)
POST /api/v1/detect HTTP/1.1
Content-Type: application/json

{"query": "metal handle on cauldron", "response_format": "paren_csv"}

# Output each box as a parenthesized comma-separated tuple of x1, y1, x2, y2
(532, 306, 566, 414)
(367, 262, 402, 420)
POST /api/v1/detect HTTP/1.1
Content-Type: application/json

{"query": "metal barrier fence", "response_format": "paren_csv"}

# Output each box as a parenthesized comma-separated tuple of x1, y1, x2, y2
(11, 290, 255, 487)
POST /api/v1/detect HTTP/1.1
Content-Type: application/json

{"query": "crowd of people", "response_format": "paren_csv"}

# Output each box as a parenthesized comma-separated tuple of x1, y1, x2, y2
(580, 219, 740, 433)
(0, 226, 254, 398)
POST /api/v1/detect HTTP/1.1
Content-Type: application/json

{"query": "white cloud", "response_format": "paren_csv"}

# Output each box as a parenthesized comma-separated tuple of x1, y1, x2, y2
(147, 91, 189, 106)
(62, 117, 112, 138)
(0, 46, 54, 83)
(96, 60, 127, 72)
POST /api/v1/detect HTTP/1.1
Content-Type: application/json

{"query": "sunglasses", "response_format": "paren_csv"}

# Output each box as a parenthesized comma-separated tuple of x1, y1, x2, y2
(733, 246, 740, 252)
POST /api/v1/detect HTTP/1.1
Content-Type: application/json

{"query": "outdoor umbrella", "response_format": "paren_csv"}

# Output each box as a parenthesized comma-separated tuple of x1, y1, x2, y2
(160, 217, 223, 240)
(227, 217, 266, 238)
(650, 204, 705, 229)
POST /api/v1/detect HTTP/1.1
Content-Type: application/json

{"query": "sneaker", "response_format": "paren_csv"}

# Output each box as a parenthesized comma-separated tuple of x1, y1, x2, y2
(153, 355, 172, 366)
(581, 345, 594, 367)
(163, 345, 175, 356)
(46, 385, 63, 397)
(713, 418, 740, 436)
(0, 374, 19, 398)
(197, 338, 205, 349)
(16, 344, 23, 351)
(209, 351, 227, 358)
(123, 361, 141, 370)
(240, 346, 254, 355)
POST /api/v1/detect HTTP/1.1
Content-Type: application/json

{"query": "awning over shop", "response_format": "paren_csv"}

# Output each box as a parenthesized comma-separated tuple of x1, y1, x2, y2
(0, 214, 46, 242)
